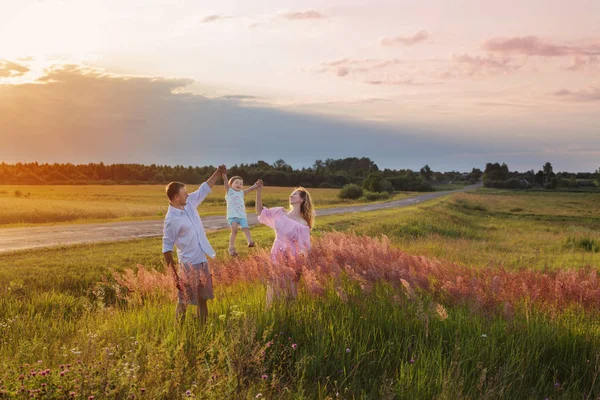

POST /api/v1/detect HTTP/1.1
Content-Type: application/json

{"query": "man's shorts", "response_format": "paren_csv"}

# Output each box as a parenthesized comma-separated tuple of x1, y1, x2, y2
(177, 262, 214, 305)
(227, 217, 249, 229)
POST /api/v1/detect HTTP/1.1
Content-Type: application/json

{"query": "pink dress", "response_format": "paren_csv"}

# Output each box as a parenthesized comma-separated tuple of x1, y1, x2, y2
(257, 207, 311, 261)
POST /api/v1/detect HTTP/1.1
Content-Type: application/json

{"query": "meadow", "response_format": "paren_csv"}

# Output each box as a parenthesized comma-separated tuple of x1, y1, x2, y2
(1, 189, 600, 399)
(0, 185, 418, 227)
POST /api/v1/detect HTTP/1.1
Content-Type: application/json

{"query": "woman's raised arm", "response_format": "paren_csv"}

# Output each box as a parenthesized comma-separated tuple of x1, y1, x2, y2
(255, 179, 264, 215)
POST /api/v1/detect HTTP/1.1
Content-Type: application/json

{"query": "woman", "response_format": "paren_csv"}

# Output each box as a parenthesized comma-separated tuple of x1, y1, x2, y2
(255, 179, 315, 304)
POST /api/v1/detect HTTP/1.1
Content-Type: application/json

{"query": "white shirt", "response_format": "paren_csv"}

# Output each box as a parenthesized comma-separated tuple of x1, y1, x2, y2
(162, 182, 216, 265)
(225, 188, 247, 219)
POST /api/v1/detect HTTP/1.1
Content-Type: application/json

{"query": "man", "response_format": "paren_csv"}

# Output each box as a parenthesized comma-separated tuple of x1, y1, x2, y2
(162, 165, 225, 324)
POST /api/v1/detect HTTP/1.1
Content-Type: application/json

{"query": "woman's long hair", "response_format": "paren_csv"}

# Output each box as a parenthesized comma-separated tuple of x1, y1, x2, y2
(293, 187, 315, 229)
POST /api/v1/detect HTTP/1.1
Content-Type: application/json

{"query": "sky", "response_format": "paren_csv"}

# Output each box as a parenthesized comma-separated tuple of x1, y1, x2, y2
(1, 0, 599, 172)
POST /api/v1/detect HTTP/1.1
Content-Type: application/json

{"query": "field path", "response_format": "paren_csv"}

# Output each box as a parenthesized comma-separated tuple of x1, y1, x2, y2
(0, 185, 479, 253)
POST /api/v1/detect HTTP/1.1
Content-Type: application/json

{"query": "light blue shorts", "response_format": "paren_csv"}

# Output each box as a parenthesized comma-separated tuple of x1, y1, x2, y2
(227, 217, 249, 229)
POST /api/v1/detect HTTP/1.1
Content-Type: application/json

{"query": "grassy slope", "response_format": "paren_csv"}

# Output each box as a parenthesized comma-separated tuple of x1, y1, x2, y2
(1, 189, 600, 399)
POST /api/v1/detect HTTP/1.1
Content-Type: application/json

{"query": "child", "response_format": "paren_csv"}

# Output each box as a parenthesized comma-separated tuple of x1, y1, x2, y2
(222, 173, 260, 256)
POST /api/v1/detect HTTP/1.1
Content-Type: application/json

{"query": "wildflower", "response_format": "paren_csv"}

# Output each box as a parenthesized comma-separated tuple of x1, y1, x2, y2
(185, 390, 192, 397)
(346, 348, 351, 353)
(480, 334, 487, 338)
(409, 358, 415, 364)
(261, 374, 268, 380)
(291, 343, 297, 350)
(89, 396, 95, 400)
(70, 392, 76, 397)
(256, 394, 263, 398)
(554, 382, 561, 389)
(140, 388, 146, 393)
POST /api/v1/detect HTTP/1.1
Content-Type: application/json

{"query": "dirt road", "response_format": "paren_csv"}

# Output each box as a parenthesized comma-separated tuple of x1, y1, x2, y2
(0, 185, 479, 253)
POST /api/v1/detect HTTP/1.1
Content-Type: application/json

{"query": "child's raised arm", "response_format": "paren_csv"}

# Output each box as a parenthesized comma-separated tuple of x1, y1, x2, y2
(243, 180, 260, 195)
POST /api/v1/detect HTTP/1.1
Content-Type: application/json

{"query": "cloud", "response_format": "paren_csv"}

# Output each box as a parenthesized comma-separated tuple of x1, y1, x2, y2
(0, 61, 533, 171)
(312, 54, 519, 85)
(483, 36, 600, 57)
(219, 94, 260, 100)
(200, 14, 233, 23)
(0, 60, 30, 78)
(364, 78, 426, 86)
(553, 85, 600, 102)
(379, 30, 430, 47)
(279, 9, 327, 20)
(315, 58, 405, 77)
(566, 55, 600, 71)
(442, 54, 521, 79)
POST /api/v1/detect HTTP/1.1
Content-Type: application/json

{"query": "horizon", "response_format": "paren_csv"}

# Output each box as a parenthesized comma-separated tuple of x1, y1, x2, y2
(1, 0, 599, 172)
(1, 158, 596, 174)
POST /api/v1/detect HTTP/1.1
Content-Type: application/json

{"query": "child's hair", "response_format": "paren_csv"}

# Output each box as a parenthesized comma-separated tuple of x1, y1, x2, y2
(228, 176, 243, 186)
(292, 187, 315, 229)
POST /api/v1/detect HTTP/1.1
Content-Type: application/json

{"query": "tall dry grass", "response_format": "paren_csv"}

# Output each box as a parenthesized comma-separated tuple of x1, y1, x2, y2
(111, 232, 600, 316)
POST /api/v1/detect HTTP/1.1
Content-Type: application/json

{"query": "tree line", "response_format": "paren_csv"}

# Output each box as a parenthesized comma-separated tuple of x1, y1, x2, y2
(0, 158, 482, 192)
(482, 162, 600, 189)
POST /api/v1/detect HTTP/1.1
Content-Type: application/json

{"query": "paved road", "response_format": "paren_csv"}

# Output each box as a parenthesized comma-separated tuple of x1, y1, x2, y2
(0, 185, 479, 253)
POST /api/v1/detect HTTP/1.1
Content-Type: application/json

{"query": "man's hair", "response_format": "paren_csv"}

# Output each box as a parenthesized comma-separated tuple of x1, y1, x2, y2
(228, 176, 243, 186)
(166, 182, 186, 201)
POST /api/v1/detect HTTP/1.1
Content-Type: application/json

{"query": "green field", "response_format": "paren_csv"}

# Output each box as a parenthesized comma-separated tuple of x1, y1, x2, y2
(1, 189, 600, 398)
(0, 185, 418, 227)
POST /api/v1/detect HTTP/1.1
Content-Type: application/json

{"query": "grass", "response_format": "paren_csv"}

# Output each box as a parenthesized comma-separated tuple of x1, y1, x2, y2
(0, 185, 418, 227)
(1, 189, 600, 398)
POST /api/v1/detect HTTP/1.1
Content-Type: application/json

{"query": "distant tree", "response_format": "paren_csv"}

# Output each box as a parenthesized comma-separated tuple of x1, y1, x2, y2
(469, 168, 483, 181)
(596, 167, 600, 186)
(482, 162, 509, 182)
(543, 162, 555, 184)
(272, 159, 292, 172)
(420, 164, 433, 181)
(363, 172, 384, 192)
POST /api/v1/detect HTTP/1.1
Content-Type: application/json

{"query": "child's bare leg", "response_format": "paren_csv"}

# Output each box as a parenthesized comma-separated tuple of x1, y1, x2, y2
(229, 223, 239, 256)
(243, 228, 254, 246)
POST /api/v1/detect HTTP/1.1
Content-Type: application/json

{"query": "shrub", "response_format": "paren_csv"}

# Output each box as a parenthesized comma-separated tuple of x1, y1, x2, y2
(363, 191, 390, 201)
(338, 184, 363, 200)
(379, 179, 394, 194)
(565, 237, 600, 253)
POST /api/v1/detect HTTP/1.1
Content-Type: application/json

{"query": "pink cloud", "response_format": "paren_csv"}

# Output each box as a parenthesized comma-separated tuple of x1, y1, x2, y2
(200, 15, 233, 23)
(280, 10, 327, 20)
(335, 67, 349, 77)
(483, 36, 600, 57)
(364, 78, 424, 86)
(379, 30, 430, 47)
(553, 85, 600, 102)
(566, 55, 600, 71)
(0, 59, 30, 78)
(316, 58, 405, 77)
(443, 54, 521, 79)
